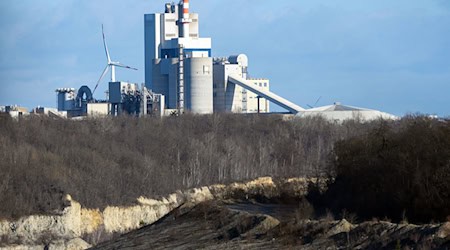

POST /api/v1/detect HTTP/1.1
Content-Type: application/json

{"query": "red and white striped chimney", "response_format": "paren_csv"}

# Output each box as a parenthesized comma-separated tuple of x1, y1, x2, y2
(183, 0, 189, 14)
(181, 0, 191, 38)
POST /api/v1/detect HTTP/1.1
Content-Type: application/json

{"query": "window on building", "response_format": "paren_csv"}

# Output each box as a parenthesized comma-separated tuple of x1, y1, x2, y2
(264, 82, 267, 87)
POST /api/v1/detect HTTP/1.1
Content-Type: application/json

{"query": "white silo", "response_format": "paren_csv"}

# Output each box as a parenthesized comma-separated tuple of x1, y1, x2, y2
(144, 1, 213, 114)
(228, 54, 248, 69)
(185, 57, 213, 114)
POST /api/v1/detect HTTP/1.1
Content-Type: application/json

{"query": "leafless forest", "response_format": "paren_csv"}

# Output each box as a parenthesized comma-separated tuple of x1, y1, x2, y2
(0, 113, 448, 223)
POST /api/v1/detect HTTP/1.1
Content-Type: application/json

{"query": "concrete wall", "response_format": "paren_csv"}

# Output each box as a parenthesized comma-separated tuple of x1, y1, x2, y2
(246, 79, 270, 113)
(144, 13, 160, 89)
(185, 57, 213, 114)
(87, 103, 109, 117)
(213, 63, 270, 113)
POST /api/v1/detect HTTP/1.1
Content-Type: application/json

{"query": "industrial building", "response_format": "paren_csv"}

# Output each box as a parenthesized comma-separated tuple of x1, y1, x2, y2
(144, 1, 302, 115)
(1, 105, 69, 119)
(108, 81, 165, 116)
(31, 107, 67, 118)
(55, 83, 165, 118)
(3, 105, 30, 119)
(53, 0, 396, 122)
(213, 55, 270, 113)
(145, 1, 213, 114)
(142, 1, 400, 121)
(55, 86, 108, 117)
(296, 103, 398, 123)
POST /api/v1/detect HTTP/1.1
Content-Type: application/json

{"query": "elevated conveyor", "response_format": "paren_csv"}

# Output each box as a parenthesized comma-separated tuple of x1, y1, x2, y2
(228, 75, 305, 114)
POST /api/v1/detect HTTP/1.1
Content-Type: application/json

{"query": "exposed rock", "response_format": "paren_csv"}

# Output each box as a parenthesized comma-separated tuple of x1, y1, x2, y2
(136, 193, 178, 206)
(0, 177, 354, 249)
(0, 196, 81, 245)
(102, 203, 175, 233)
(0, 245, 43, 250)
(91, 201, 282, 250)
(243, 215, 280, 236)
(182, 186, 214, 204)
(80, 209, 103, 235)
(224, 177, 278, 200)
(90, 201, 450, 250)
(210, 177, 328, 203)
(0, 238, 90, 250)
(9, 177, 445, 250)
(62, 237, 92, 250)
(326, 219, 354, 237)
(437, 222, 450, 239)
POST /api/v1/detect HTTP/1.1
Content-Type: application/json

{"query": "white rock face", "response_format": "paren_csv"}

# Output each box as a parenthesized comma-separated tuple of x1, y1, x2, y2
(326, 219, 355, 237)
(80, 208, 103, 235)
(183, 187, 214, 204)
(56, 237, 92, 250)
(0, 238, 90, 250)
(437, 222, 450, 239)
(0, 195, 179, 248)
(0, 198, 81, 245)
(0, 177, 319, 248)
(137, 193, 180, 206)
(103, 203, 176, 233)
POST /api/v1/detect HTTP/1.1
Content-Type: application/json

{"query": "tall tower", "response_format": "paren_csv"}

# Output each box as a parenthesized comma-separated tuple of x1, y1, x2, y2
(144, 1, 213, 114)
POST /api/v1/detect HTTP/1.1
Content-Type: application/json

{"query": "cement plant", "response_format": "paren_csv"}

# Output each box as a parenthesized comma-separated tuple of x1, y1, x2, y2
(2, 1, 449, 250)
(29, 0, 395, 122)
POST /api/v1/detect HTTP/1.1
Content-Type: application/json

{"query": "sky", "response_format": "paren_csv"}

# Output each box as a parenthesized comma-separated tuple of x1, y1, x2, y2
(0, 0, 449, 117)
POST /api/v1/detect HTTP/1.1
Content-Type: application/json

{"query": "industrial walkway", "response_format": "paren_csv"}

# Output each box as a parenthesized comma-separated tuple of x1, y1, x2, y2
(228, 76, 305, 114)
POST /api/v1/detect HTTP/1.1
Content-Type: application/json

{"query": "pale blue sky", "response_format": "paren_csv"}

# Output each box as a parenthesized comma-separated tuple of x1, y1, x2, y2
(0, 0, 449, 116)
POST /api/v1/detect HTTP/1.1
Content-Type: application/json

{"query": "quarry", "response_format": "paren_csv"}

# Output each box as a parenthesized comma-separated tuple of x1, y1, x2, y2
(1, 1, 449, 250)
(1, 177, 449, 249)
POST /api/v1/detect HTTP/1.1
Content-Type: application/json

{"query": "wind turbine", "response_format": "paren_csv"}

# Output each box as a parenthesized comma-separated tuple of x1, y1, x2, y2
(93, 25, 137, 94)
(307, 96, 322, 109)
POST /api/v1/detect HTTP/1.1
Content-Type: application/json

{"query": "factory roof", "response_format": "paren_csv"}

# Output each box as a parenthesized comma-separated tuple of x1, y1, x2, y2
(297, 102, 398, 122)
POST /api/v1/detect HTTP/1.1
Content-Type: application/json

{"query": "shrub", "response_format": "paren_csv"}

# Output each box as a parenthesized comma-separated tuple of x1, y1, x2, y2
(0, 114, 345, 219)
(328, 115, 450, 223)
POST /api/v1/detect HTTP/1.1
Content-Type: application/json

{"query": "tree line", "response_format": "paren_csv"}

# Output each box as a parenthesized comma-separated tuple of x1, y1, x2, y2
(322, 115, 450, 223)
(0, 113, 448, 223)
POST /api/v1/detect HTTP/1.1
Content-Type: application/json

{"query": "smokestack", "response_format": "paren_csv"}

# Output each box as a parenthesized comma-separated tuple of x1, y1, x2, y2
(183, 0, 189, 14)
(181, 0, 191, 38)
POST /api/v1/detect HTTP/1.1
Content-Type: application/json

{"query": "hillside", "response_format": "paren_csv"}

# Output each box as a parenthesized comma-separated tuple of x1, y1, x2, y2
(0, 113, 346, 219)
(1, 177, 449, 249)
(91, 200, 450, 250)
(0, 113, 449, 248)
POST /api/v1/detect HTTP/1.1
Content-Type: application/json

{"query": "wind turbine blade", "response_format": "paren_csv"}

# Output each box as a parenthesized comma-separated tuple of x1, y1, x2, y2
(93, 65, 110, 94)
(102, 24, 111, 64)
(314, 96, 322, 107)
(112, 62, 138, 70)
